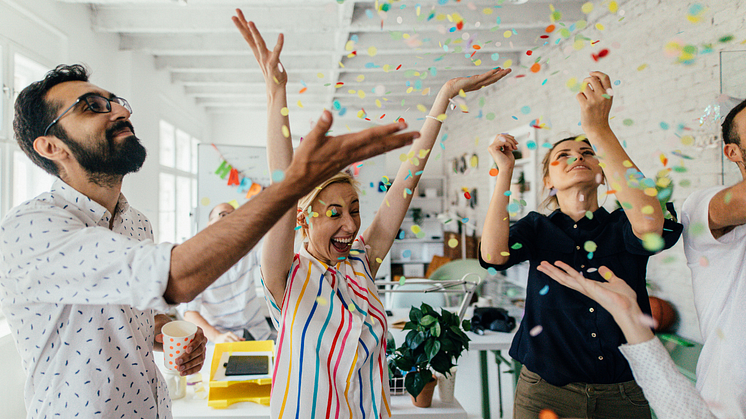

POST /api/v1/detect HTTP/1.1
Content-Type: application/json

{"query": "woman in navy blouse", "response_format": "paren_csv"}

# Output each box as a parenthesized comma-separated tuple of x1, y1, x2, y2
(479, 72, 682, 419)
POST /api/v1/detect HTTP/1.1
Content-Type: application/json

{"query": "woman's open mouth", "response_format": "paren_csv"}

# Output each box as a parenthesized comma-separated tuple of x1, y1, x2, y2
(331, 236, 353, 253)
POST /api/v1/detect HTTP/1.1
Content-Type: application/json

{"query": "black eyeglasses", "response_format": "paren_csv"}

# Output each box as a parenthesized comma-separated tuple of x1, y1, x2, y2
(43, 94, 133, 136)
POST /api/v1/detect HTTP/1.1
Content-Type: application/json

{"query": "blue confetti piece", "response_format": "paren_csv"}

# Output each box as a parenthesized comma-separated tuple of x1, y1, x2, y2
(541, 78, 547, 85)
(542, 142, 553, 148)
(660, 122, 670, 130)
(495, 16, 501, 24)
(449, 27, 456, 33)
(402, 249, 412, 258)
(491, 53, 500, 61)
(398, 230, 405, 239)
(526, 140, 537, 150)
(487, 267, 498, 275)
(350, 34, 359, 42)
(587, 251, 594, 260)
(520, 106, 531, 115)
(294, 225, 302, 231)
(614, 80, 621, 86)
(512, 116, 518, 120)
(539, 285, 549, 295)
(333, 100, 341, 110)
(339, 107, 347, 116)
(365, 9, 373, 18)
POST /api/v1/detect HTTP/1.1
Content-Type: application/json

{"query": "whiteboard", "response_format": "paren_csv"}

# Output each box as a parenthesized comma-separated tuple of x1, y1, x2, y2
(196, 143, 391, 279)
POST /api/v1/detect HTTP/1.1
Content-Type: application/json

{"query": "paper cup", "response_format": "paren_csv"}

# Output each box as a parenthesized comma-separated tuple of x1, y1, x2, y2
(162, 320, 197, 371)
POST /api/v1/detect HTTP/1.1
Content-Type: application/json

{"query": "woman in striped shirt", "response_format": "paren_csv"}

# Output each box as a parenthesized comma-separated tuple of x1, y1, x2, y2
(232, 10, 511, 418)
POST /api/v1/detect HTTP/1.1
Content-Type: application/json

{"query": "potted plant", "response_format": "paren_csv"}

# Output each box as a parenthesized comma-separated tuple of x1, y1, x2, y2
(392, 303, 472, 407)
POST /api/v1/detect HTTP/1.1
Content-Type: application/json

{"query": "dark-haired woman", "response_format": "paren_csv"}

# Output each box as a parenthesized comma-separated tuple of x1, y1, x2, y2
(480, 72, 682, 419)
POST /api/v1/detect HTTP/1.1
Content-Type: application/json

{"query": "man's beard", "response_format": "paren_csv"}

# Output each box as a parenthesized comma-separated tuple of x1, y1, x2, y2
(56, 120, 147, 187)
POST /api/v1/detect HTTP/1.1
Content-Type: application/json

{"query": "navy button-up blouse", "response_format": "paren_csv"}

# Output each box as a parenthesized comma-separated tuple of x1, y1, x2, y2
(479, 207, 683, 386)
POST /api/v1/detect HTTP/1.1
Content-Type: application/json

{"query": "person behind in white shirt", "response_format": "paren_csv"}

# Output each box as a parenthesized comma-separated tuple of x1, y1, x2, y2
(2, 54, 417, 417)
(680, 98, 746, 419)
(536, 261, 716, 419)
(181, 202, 273, 343)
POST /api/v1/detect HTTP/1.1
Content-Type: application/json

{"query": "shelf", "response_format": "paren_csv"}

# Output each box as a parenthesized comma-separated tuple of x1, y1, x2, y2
(390, 259, 431, 264)
(392, 238, 442, 244)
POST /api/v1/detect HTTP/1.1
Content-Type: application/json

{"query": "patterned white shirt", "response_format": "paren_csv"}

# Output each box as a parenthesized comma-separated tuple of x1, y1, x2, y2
(0, 179, 175, 419)
(620, 338, 715, 419)
(262, 236, 390, 419)
(179, 249, 271, 341)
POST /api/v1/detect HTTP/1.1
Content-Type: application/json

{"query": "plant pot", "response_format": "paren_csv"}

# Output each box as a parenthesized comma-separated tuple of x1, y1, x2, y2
(410, 378, 437, 408)
(435, 367, 457, 403)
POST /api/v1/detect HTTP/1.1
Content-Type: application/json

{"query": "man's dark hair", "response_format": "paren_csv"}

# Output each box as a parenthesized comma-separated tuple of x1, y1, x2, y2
(13, 64, 90, 176)
(722, 98, 746, 145)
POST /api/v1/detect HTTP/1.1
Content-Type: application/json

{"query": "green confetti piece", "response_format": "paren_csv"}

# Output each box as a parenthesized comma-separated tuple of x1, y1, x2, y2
(642, 233, 665, 252)
(584, 241, 597, 253)
(511, 243, 523, 250)
(724, 192, 733, 204)
(399, 276, 406, 285)
(585, 211, 594, 219)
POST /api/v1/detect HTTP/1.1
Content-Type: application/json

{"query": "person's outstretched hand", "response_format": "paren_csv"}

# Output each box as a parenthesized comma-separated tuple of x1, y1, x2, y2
(284, 111, 418, 188)
(232, 9, 287, 91)
(441, 67, 512, 99)
(537, 261, 637, 317)
(577, 71, 613, 135)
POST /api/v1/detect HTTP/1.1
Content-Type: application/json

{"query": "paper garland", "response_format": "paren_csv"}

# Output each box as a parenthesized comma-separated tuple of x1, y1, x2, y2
(211, 144, 266, 199)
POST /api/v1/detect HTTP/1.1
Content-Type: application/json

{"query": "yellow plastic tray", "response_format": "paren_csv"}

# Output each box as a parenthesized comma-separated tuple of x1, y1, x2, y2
(207, 340, 274, 408)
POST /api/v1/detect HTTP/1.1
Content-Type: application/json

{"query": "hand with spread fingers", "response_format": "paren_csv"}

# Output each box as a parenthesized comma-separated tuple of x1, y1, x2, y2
(576, 71, 614, 135)
(441, 67, 512, 99)
(488, 133, 518, 172)
(232, 9, 287, 92)
(536, 261, 653, 344)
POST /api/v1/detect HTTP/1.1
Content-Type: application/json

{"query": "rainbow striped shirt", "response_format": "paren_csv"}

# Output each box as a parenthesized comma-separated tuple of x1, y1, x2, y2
(262, 236, 391, 419)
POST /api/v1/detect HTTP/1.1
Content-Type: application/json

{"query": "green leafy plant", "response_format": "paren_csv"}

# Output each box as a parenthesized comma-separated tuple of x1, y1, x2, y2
(392, 303, 472, 399)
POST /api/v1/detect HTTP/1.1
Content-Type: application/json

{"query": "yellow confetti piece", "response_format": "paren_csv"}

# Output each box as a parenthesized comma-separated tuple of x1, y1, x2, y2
(375, 99, 382, 108)
(411, 225, 422, 234)
(316, 296, 328, 305)
(356, 74, 365, 82)
(376, 258, 383, 263)
(566, 77, 578, 88)
(326, 210, 333, 217)
(637, 63, 648, 71)
(357, 90, 366, 99)
(641, 233, 665, 252)
(503, 31, 512, 38)
(644, 187, 658, 197)
(598, 162, 607, 169)
(345, 40, 355, 51)
(602, 270, 613, 280)
(581, 2, 594, 13)
(368, 46, 378, 56)
(437, 114, 447, 122)
(595, 23, 605, 31)
(483, 8, 493, 14)
(503, 59, 513, 68)
(622, 160, 633, 167)
(609, 1, 619, 13)
(681, 135, 694, 146)
(418, 148, 431, 158)
(500, 251, 510, 257)
(448, 238, 459, 248)
(280, 107, 289, 116)
(417, 104, 427, 112)
(474, 59, 482, 66)
(357, 109, 366, 118)
(282, 125, 290, 138)
(573, 39, 586, 50)
(317, 72, 324, 78)
(484, 253, 492, 261)
(297, 100, 304, 108)
(584, 241, 597, 252)
(641, 205, 654, 215)
(385, 199, 390, 207)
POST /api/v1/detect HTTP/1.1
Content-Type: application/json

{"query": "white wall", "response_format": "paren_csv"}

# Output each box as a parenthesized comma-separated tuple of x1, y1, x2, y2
(441, 0, 746, 342)
(0, 0, 209, 233)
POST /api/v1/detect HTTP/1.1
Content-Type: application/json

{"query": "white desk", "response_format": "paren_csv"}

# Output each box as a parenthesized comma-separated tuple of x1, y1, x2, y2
(387, 308, 517, 419)
(158, 345, 468, 419)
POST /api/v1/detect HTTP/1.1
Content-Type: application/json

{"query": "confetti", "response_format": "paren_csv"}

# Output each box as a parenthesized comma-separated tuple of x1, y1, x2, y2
(539, 409, 559, 419)
(530, 63, 541, 73)
(272, 170, 285, 182)
(529, 325, 544, 336)
(539, 285, 549, 295)
(500, 251, 510, 257)
(699, 256, 709, 267)
(316, 296, 328, 305)
(280, 107, 289, 116)
(511, 243, 523, 250)
(520, 106, 531, 115)
(642, 233, 665, 252)
(489, 168, 499, 176)
(584, 241, 597, 253)
(448, 238, 459, 248)
(399, 276, 407, 285)
(282, 125, 290, 138)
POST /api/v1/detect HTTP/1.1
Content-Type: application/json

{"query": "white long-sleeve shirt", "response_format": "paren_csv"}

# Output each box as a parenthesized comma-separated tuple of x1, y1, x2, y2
(0, 179, 175, 419)
(620, 338, 715, 419)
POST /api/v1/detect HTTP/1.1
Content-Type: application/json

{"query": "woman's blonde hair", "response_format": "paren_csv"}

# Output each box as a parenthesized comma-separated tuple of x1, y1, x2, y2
(297, 171, 361, 239)
(538, 135, 591, 212)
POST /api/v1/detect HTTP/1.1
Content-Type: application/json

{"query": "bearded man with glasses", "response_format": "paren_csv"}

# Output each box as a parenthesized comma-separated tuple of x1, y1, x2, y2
(2, 63, 417, 418)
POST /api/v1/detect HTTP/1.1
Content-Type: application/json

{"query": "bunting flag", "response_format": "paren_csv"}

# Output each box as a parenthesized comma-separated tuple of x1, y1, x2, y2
(211, 144, 268, 199)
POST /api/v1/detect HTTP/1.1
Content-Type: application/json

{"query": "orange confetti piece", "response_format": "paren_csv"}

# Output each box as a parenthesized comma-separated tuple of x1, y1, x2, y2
(551, 161, 560, 166)
(530, 63, 541, 73)
(606, 189, 618, 195)
(299, 87, 307, 94)
(473, 45, 482, 50)
(489, 168, 499, 176)
(539, 409, 559, 419)
(545, 24, 556, 33)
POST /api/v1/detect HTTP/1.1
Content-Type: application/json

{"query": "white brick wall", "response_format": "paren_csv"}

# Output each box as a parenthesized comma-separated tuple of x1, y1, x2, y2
(440, 0, 746, 342)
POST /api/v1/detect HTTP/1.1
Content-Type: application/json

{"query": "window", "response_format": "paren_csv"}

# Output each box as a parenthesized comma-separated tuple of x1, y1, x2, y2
(158, 120, 199, 243)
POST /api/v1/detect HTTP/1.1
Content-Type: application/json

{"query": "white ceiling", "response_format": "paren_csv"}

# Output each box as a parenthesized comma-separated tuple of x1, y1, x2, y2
(59, 0, 586, 130)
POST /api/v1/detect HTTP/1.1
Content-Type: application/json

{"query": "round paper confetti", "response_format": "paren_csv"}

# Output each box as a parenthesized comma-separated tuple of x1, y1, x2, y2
(539, 285, 549, 295)
(448, 238, 459, 248)
(584, 241, 597, 253)
(529, 325, 544, 336)
(539, 409, 559, 419)
(316, 296, 328, 305)
(200, 197, 210, 206)
(280, 107, 289, 116)
(581, 2, 594, 13)
(642, 233, 665, 252)
(272, 170, 285, 182)
(520, 106, 531, 115)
